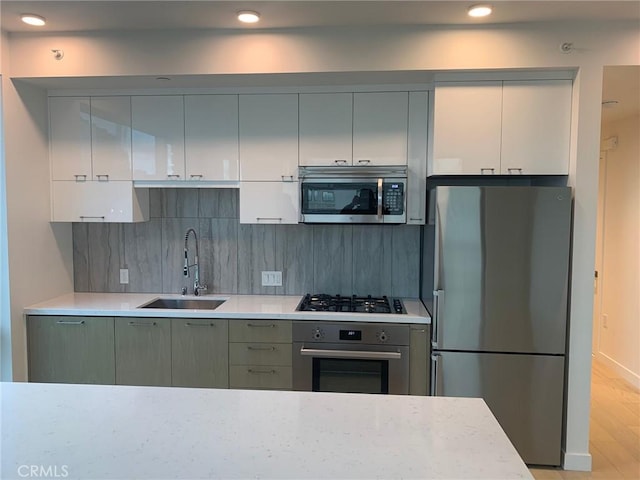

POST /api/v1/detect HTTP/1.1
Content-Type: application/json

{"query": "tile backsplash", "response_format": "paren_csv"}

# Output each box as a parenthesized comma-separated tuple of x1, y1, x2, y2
(73, 189, 420, 297)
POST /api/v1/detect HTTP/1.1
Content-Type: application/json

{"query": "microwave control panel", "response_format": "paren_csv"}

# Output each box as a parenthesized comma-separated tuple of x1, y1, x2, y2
(383, 183, 405, 214)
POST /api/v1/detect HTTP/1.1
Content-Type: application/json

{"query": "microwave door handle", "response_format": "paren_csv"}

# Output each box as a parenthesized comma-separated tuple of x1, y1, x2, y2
(377, 178, 383, 220)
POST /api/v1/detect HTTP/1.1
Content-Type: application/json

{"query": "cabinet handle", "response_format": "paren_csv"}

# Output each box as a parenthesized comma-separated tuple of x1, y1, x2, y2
(247, 323, 276, 328)
(95, 174, 109, 181)
(281, 175, 295, 182)
(247, 368, 276, 375)
(74, 174, 87, 182)
(409, 217, 424, 221)
(357, 159, 371, 165)
(256, 217, 282, 223)
(189, 174, 203, 180)
(507, 168, 523, 174)
(56, 320, 85, 325)
(247, 345, 276, 351)
(167, 174, 181, 179)
(185, 322, 215, 327)
(334, 160, 348, 165)
(128, 321, 157, 327)
(480, 168, 495, 174)
(79, 216, 105, 221)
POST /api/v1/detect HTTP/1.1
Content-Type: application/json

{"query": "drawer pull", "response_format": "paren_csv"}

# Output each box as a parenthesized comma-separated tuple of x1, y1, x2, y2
(96, 174, 109, 181)
(128, 321, 157, 327)
(167, 174, 181, 179)
(247, 368, 276, 375)
(74, 174, 87, 181)
(185, 322, 215, 327)
(247, 323, 276, 328)
(189, 174, 203, 180)
(281, 175, 295, 182)
(256, 217, 282, 223)
(334, 159, 348, 165)
(409, 217, 424, 221)
(247, 345, 276, 351)
(79, 216, 105, 221)
(507, 167, 523, 174)
(480, 168, 495, 175)
(56, 320, 85, 325)
(357, 159, 371, 165)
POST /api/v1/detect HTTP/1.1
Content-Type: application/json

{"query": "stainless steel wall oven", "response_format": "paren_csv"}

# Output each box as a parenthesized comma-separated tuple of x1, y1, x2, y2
(292, 321, 410, 395)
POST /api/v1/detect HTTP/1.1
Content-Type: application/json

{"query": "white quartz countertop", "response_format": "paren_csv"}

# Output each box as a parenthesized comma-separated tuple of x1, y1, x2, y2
(1, 382, 532, 480)
(24, 292, 430, 324)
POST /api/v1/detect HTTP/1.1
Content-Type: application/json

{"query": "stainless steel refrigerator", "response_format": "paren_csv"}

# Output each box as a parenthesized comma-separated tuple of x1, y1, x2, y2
(427, 185, 571, 466)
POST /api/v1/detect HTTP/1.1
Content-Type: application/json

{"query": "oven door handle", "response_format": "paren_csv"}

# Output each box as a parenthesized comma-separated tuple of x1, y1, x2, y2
(299, 347, 401, 360)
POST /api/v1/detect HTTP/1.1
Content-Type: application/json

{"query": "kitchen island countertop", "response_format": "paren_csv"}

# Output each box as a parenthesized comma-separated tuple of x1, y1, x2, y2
(1, 382, 532, 480)
(24, 292, 430, 324)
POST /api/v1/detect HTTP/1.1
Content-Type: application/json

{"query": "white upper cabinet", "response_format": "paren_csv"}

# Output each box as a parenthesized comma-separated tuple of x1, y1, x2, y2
(501, 80, 572, 175)
(353, 92, 409, 166)
(91, 97, 132, 181)
(239, 94, 298, 181)
(184, 95, 239, 182)
(431, 79, 572, 176)
(299, 93, 353, 166)
(50, 97, 92, 181)
(406, 91, 429, 225)
(432, 82, 503, 175)
(132, 96, 185, 181)
(239, 181, 299, 224)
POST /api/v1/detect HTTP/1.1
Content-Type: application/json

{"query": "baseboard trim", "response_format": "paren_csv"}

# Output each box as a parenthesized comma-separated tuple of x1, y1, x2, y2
(563, 452, 592, 471)
(596, 352, 640, 389)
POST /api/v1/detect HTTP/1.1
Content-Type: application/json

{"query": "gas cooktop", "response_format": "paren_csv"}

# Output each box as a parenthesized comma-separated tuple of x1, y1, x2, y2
(297, 294, 405, 314)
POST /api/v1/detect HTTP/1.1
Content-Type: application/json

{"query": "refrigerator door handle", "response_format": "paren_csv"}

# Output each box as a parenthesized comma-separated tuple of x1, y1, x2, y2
(430, 353, 441, 396)
(432, 289, 444, 348)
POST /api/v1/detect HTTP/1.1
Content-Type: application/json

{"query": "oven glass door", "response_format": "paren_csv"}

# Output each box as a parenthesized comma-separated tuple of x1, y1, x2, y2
(313, 358, 389, 394)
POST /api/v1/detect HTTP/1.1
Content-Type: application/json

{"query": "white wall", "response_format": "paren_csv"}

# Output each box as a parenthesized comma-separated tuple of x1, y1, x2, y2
(2, 31, 74, 382)
(596, 113, 640, 387)
(2, 20, 640, 470)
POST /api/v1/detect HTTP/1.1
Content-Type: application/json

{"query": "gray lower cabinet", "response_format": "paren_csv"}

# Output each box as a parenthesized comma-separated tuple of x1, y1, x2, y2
(115, 317, 171, 386)
(27, 315, 115, 384)
(409, 324, 430, 396)
(171, 319, 229, 388)
(229, 320, 292, 390)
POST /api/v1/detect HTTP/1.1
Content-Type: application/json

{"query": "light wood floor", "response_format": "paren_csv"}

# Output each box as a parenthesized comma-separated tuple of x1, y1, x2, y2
(530, 359, 640, 479)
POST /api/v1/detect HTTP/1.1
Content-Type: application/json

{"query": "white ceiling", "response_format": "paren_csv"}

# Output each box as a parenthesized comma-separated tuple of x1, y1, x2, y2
(1, 1, 639, 33)
(2, 1, 638, 122)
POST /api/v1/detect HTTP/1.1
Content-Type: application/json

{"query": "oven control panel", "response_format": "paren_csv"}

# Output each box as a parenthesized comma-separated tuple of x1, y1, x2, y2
(293, 322, 410, 346)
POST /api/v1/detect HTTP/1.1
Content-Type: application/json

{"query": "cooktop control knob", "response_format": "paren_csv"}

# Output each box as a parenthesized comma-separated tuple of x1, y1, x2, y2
(377, 331, 388, 343)
(312, 328, 324, 341)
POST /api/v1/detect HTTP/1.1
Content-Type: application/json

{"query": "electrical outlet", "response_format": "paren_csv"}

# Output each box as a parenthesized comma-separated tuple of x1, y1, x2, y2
(119, 269, 129, 285)
(602, 314, 608, 329)
(261, 271, 283, 287)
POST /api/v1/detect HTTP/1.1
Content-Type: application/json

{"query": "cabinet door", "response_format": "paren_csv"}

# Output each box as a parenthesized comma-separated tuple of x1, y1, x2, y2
(432, 82, 502, 175)
(239, 181, 299, 224)
(171, 319, 229, 388)
(406, 91, 428, 225)
(185, 95, 239, 181)
(299, 93, 352, 166)
(501, 80, 572, 175)
(409, 325, 430, 396)
(90, 96, 132, 180)
(51, 181, 149, 223)
(27, 316, 115, 384)
(229, 343, 292, 366)
(49, 97, 92, 181)
(239, 94, 298, 181)
(353, 92, 408, 166)
(132, 96, 185, 181)
(115, 317, 171, 386)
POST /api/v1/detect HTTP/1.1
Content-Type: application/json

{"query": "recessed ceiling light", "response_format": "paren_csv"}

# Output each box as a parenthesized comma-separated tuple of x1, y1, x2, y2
(21, 13, 46, 26)
(467, 4, 493, 18)
(237, 10, 260, 24)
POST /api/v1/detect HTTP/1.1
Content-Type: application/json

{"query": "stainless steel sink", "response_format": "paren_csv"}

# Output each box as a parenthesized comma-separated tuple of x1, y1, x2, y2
(138, 298, 226, 310)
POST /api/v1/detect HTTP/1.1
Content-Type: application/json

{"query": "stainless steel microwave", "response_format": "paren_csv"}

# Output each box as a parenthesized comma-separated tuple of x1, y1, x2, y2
(299, 166, 407, 224)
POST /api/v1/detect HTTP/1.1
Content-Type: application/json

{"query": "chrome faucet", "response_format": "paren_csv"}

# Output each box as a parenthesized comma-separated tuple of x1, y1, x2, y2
(183, 228, 207, 296)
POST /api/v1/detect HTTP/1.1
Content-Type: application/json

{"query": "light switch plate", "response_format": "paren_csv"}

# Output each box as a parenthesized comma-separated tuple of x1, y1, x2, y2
(261, 271, 282, 287)
(119, 269, 129, 285)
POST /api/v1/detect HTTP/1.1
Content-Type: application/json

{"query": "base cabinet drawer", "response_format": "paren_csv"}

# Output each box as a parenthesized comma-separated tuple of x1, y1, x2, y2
(229, 320, 292, 343)
(27, 316, 115, 385)
(229, 365, 293, 390)
(229, 343, 292, 366)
